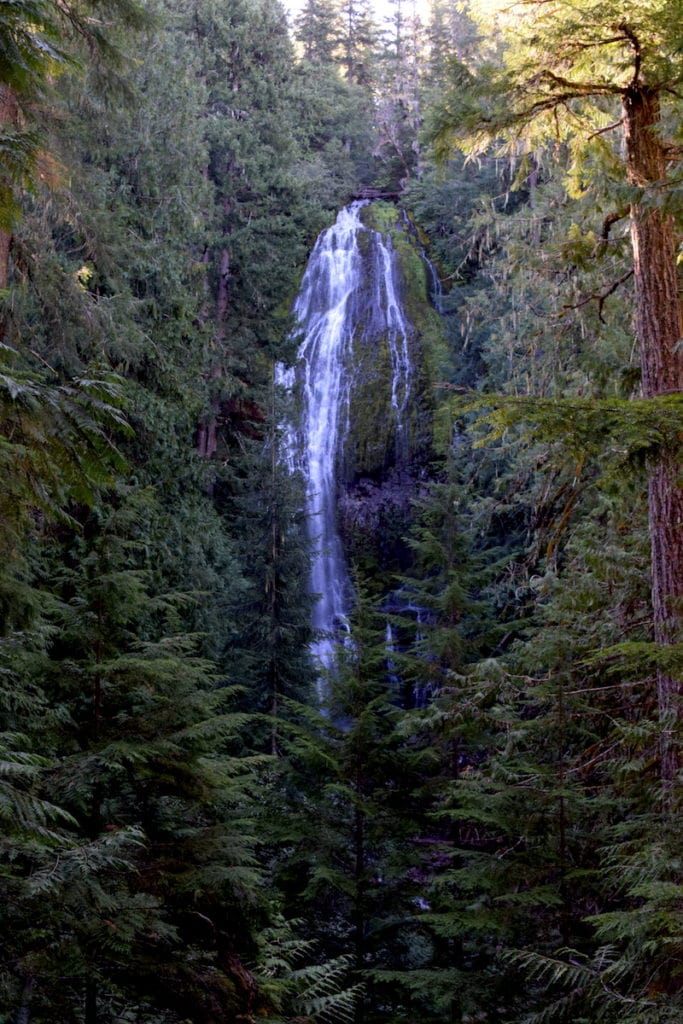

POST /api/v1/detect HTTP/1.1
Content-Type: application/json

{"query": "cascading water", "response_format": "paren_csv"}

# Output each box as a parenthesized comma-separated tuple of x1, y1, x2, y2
(281, 201, 416, 684)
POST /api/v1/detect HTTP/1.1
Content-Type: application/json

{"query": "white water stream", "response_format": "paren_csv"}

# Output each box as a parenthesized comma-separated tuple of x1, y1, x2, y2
(280, 202, 414, 682)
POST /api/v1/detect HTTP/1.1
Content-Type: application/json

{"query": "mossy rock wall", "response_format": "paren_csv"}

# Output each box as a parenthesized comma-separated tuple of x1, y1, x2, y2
(337, 201, 445, 571)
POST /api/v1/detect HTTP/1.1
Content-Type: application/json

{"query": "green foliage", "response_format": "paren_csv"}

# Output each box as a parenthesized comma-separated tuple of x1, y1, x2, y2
(294, 0, 340, 65)
(291, 59, 376, 207)
(0, 0, 322, 1018)
(0, 345, 129, 558)
(227, 400, 315, 734)
(266, 581, 441, 1023)
(430, 0, 683, 169)
(454, 391, 683, 469)
(257, 922, 362, 1024)
(0, 0, 148, 236)
(0, 1, 680, 1022)
(391, 7, 682, 1021)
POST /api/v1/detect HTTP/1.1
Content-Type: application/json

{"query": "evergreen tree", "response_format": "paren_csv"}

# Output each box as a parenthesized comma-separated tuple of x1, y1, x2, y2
(0, 0, 148, 289)
(292, 47, 377, 204)
(430, 0, 683, 786)
(270, 583, 435, 1023)
(338, 0, 378, 87)
(374, 0, 424, 190)
(295, 0, 340, 64)
(189, 0, 323, 468)
(0, 1, 298, 1016)
(423, 0, 478, 94)
(228, 392, 315, 744)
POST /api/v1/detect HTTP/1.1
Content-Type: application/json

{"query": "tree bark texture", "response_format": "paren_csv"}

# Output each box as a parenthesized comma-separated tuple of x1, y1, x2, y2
(196, 245, 229, 458)
(623, 86, 682, 784)
(197, 214, 232, 458)
(0, 84, 20, 291)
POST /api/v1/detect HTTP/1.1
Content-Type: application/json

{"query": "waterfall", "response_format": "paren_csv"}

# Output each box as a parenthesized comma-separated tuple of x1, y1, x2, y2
(282, 202, 416, 683)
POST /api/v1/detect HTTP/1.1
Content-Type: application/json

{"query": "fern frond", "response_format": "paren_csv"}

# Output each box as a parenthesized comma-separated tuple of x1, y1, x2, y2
(26, 825, 145, 895)
(291, 956, 362, 1024)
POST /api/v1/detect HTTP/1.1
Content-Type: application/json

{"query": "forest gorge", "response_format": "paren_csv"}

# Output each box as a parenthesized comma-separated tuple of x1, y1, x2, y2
(0, 1, 681, 1022)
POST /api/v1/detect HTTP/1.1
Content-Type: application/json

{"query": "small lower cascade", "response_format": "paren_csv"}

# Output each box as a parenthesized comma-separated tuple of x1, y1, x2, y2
(281, 202, 418, 683)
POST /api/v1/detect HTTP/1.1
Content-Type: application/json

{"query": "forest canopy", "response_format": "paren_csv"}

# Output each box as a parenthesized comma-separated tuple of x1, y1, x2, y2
(0, 2, 680, 1023)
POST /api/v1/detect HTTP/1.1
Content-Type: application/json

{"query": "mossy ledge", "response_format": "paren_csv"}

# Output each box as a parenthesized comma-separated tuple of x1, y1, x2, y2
(337, 201, 446, 572)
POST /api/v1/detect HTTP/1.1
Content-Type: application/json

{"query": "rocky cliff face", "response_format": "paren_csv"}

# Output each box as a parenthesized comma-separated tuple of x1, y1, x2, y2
(336, 201, 445, 574)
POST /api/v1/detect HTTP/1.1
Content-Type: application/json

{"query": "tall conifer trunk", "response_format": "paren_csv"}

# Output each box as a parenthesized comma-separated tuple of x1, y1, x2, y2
(84, 979, 97, 1024)
(0, 84, 20, 291)
(623, 85, 682, 785)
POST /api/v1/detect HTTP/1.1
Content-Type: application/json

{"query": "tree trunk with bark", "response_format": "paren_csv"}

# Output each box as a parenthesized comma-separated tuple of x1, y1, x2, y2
(0, 84, 20, 291)
(623, 85, 683, 786)
(197, 196, 233, 459)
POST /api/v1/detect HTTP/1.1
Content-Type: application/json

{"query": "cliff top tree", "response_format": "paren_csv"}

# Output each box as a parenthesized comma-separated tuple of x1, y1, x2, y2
(295, 0, 340, 64)
(431, 0, 682, 788)
(0, 0, 146, 290)
(338, 0, 378, 86)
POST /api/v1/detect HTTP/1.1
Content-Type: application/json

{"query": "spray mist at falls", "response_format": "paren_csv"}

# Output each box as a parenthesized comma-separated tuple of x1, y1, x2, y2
(280, 202, 418, 682)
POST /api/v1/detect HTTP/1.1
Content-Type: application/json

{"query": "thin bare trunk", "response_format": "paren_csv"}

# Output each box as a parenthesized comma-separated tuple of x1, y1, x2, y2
(0, 229, 10, 292)
(16, 977, 34, 1024)
(197, 203, 232, 458)
(196, 410, 218, 459)
(0, 84, 20, 291)
(353, 795, 366, 1024)
(84, 979, 97, 1024)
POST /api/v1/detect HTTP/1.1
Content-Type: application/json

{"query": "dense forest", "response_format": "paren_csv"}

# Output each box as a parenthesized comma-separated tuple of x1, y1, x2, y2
(0, 1, 680, 1023)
